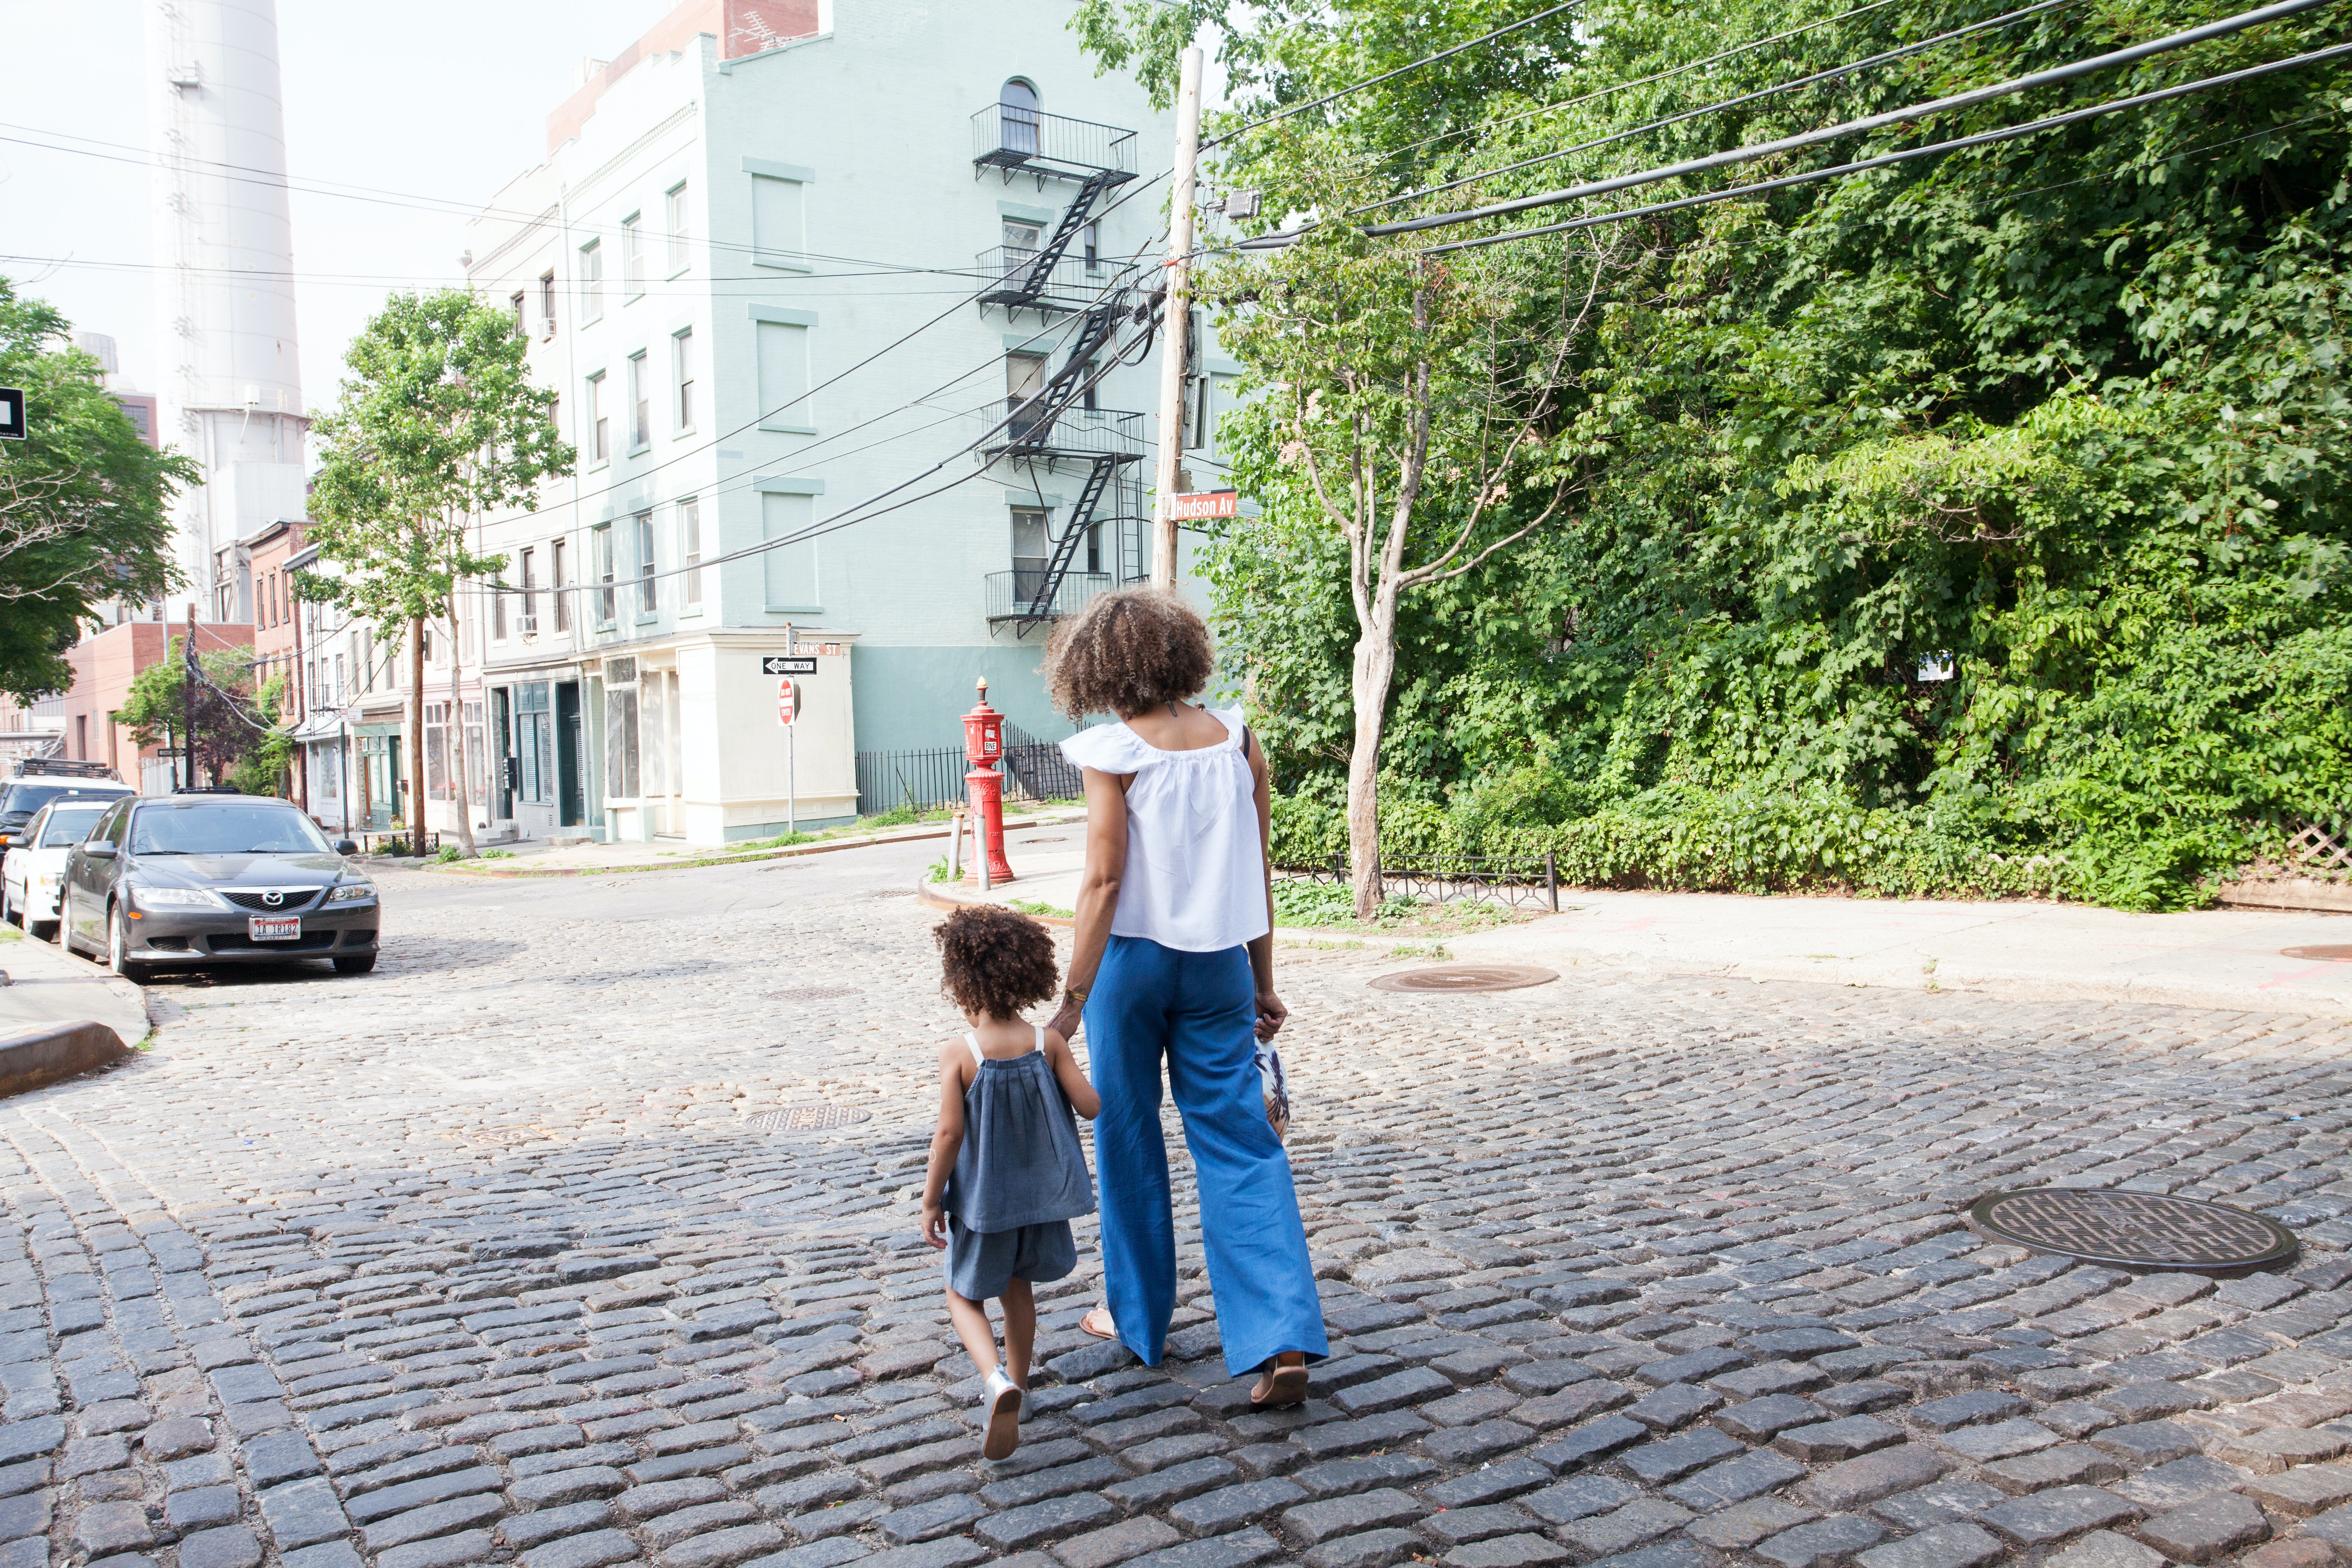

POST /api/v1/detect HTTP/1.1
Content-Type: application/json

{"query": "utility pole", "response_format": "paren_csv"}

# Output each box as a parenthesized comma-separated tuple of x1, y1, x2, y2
(1150, 44, 1205, 590)
(182, 606, 198, 791)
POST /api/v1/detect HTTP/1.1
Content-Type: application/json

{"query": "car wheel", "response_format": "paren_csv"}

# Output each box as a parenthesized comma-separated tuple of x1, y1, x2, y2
(332, 954, 377, 975)
(28, 921, 57, 943)
(107, 903, 153, 984)
(0, 881, 14, 927)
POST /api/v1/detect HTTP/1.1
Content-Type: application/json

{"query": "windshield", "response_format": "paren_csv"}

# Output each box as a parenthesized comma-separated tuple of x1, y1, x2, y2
(130, 805, 332, 856)
(36, 807, 109, 848)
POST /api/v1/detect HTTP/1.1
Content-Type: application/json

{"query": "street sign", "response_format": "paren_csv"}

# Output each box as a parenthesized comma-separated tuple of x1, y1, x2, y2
(1170, 489, 1238, 521)
(761, 655, 818, 675)
(777, 679, 799, 727)
(0, 388, 24, 441)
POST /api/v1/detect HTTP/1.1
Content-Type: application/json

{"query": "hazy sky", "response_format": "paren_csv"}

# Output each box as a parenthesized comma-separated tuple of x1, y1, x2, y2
(0, 0, 665, 412)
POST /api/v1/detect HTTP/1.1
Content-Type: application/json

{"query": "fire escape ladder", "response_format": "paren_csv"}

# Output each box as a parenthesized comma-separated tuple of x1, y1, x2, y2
(1019, 455, 1122, 630)
(1005, 169, 1122, 308)
(1006, 293, 1127, 451)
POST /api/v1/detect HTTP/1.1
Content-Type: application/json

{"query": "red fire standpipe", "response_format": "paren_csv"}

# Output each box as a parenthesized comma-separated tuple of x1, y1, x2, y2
(962, 677, 1016, 887)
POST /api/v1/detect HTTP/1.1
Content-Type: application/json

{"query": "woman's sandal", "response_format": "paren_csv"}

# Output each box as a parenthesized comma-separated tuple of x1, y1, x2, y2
(1079, 1306, 1117, 1341)
(1249, 1351, 1308, 1408)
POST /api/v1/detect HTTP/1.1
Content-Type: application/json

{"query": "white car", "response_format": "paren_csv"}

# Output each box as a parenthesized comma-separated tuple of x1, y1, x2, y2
(2, 797, 116, 941)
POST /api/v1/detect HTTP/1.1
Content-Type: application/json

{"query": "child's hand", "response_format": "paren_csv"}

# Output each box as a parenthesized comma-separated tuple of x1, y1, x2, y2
(921, 1199, 949, 1250)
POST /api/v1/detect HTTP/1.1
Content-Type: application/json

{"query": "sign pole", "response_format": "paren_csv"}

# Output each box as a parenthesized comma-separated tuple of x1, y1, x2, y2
(1150, 45, 1204, 589)
(786, 623, 797, 837)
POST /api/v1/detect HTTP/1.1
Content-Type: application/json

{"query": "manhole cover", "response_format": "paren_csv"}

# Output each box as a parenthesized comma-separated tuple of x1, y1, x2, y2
(747, 1105, 874, 1134)
(2281, 944, 2352, 962)
(1968, 1188, 2297, 1272)
(767, 986, 862, 1002)
(1369, 965, 1559, 993)
(1021, 836, 1068, 844)
(871, 889, 917, 898)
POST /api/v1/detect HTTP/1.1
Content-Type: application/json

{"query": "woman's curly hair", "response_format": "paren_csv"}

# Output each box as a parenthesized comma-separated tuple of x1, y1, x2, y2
(1042, 587, 1215, 720)
(935, 905, 1060, 1020)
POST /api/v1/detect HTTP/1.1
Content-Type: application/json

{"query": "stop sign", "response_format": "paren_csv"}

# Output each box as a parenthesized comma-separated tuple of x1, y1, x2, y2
(777, 678, 798, 727)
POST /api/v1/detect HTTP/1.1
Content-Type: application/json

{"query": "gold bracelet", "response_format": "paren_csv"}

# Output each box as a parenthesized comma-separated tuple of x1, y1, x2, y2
(1063, 986, 1088, 1008)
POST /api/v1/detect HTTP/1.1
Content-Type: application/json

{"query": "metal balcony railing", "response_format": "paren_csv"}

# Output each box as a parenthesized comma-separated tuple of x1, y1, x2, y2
(973, 106, 1139, 182)
(978, 405, 1147, 463)
(976, 246, 1124, 311)
(987, 570, 1111, 624)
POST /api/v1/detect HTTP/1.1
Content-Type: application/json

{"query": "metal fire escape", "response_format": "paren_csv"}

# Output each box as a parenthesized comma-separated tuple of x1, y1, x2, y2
(972, 104, 1139, 316)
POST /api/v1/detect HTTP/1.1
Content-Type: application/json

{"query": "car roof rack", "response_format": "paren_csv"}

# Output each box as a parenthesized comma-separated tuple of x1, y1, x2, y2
(12, 758, 120, 781)
(169, 785, 248, 795)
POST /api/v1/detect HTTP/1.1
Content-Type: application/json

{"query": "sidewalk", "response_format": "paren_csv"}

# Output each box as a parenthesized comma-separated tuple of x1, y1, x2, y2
(924, 841, 2352, 1014)
(407, 806, 1085, 878)
(0, 928, 151, 1045)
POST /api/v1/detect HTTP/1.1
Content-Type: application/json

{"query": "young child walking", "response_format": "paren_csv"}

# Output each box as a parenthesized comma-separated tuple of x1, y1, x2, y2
(921, 906, 1100, 1460)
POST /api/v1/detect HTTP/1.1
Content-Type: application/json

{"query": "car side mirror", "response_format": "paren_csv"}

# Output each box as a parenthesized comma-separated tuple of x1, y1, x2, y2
(84, 842, 117, 859)
(335, 840, 359, 856)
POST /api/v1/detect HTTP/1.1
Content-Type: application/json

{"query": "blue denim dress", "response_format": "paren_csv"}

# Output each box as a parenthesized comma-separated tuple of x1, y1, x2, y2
(943, 1027, 1094, 1301)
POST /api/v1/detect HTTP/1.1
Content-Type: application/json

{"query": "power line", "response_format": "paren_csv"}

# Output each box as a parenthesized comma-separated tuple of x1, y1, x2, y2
(1366, 0, 2337, 237)
(1357, 0, 2084, 215)
(1421, 38, 2352, 251)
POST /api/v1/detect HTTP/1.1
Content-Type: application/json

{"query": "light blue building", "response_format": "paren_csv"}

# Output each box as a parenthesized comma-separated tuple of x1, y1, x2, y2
(461, 0, 1239, 845)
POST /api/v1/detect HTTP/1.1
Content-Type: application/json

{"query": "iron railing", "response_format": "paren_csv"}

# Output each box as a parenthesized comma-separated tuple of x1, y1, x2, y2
(972, 106, 1139, 181)
(986, 569, 1110, 624)
(854, 734, 1092, 817)
(979, 405, 1147, 462)
(1003, 721, 1086, 803)
(1277, 851, 1563, 913)
(975, 246, 1124, 312)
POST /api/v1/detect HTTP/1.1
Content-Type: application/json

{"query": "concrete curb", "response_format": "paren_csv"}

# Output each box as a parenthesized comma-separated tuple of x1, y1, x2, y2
(0, 1020, 130, 1099)
(423, 810, 1083, 879)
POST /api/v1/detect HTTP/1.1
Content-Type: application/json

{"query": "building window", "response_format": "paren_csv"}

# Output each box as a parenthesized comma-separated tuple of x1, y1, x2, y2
(999, 79, 1040, 157)
(622, 213, 643, 297)
(355, 629, 371, 693)
(511, 291, 527, 335)
(680, 498, 702, 609)
(1006, 352, 1047, 440)
(333, 652, 345, 704)
(635, 512, 657, 614)
(580, 239, 603, 322)
(672, 329, 696, 432)
(751, 175, 806, 268)
(594, 525, 616, 624)
(552, 538, 570, 631)
(1187, 373, 1211, 450)
(539, 271, 557, 335)
(514, 682, 552, 804)
(1084, 220, 1101, 271)
(588, 371, 608, 462)
(519, 547, 536, 627)
(1011, 507, 1050, 601)
(425, 700, 450, 801)
(492, 579, 508, 641)
(627, 351, 650, 450)
(666, 182, 689, 273)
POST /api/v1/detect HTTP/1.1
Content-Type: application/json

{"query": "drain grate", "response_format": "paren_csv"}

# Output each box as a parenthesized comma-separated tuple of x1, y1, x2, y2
(768, 986, 862, 1002)
(1369, 965, 1559, 994)
(747, 1104, 874, 1134)
(1968, 1187, 2298, 1272)
(871, 889, 918, 898)
(2281, 944, 2352, 962)
(1020, 836, 1069, 844)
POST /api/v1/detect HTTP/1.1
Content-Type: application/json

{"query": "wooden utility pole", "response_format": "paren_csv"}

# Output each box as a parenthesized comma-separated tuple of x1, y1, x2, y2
(1150, 45, 1205, 589)
(182, 606, 198, 791)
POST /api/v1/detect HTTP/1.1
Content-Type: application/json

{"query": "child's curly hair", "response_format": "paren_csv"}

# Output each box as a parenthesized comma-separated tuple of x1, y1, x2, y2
(935, 905, 1060, 1020)
(1042, 587, 1214, 720)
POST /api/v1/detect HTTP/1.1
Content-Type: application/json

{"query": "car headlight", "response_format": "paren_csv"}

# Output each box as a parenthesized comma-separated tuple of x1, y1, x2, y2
(325, 882, 376, 903)
(132, 886, 223, 909)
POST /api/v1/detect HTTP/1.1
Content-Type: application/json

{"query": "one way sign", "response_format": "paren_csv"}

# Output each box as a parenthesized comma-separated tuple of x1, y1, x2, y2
(0, 388, 25, 441)
(762, 655, 817, 675)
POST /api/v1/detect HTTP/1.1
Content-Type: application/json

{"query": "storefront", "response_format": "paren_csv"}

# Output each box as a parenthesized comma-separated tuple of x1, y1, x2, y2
(485, 665, 598, 843)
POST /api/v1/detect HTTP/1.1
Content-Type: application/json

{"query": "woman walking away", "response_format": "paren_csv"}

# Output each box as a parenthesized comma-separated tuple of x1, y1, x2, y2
(921, 906, 1101, 1460)
(1046, 588, 1327, 1407)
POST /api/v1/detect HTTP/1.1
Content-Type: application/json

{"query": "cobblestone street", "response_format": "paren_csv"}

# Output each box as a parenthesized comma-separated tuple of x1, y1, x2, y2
(3, 835, 2351, 1568)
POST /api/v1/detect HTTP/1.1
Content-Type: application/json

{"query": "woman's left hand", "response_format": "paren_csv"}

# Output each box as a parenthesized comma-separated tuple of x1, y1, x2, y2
(1254, 989, 1288, 1041)
(1048, 997, 1083, 1044)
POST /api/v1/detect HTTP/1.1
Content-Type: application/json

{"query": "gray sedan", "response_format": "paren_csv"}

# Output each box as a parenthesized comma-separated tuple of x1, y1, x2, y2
(61, 794, 380, 981)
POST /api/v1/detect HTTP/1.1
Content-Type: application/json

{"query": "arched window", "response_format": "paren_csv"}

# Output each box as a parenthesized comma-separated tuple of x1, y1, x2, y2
(999, 79, 1040, 157)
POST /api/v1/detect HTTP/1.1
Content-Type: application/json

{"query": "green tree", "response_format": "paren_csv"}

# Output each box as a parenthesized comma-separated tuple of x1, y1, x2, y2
(0, 277, 195, 700)
(116, 639, 269, 787)
(299, 289, 570, 856)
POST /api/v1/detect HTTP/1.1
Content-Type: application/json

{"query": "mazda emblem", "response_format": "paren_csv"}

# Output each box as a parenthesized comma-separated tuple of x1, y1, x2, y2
(261, 890, 285, 908)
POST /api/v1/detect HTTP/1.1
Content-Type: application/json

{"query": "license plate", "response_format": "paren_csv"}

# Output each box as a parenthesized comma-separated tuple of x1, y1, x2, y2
(248, 916, 301, 941)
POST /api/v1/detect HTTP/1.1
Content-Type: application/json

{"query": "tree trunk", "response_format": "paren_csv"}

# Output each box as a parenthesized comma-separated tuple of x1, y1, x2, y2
(1345, 590, 1401, 922)
(409, 615, 427, 854)
(446, 596, 476, 856)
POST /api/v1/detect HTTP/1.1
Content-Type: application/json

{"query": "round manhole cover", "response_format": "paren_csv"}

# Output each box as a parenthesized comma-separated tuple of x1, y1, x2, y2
(1369, 965, 1559, 994)
(2281, 944, 2352, 962)
(767, 986, 862, 1002)
(1968, 1188, 2297, 1272)
(747, 1104, 874, 1134)
(1021, 836, 1068, 844)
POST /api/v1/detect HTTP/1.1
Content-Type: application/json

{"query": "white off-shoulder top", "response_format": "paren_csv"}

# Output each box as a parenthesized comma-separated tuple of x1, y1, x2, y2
(1058, 707, 1269, 953)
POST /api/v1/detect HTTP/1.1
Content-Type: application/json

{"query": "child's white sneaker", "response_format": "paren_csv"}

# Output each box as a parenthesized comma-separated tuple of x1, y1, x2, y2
(980, 1368, 1024, 1460)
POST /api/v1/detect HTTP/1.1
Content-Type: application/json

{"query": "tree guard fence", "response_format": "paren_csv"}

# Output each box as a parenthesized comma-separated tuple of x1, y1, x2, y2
(1277, 850, 1562, 912)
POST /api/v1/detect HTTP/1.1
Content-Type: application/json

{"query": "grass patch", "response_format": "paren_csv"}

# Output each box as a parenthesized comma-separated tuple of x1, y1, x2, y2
(927, 856, 955, 885)
(1007, 898, 1075, 919)
(1271, 879, 1532, 936)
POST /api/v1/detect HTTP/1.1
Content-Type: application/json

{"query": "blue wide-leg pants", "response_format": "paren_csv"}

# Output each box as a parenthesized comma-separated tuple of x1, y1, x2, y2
(1086, 935, 1329, 1379)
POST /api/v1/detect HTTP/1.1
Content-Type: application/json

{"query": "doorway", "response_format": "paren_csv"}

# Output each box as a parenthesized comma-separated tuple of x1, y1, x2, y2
(556, 681, 585, 827)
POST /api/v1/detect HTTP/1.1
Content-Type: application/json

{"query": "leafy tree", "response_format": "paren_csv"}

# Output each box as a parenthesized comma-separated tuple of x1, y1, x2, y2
(0, 277, 195, 700)
(117, 640, 269, 787)
(299, 289, 569, 856)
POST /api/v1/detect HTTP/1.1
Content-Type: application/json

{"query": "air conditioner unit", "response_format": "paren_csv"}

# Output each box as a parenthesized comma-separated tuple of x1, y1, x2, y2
(517, 615, 539, 635)
(541, 318, 559, 340)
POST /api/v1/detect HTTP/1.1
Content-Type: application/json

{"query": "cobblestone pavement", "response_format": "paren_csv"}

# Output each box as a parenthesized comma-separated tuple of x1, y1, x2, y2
(4, 838, 2352, 1568)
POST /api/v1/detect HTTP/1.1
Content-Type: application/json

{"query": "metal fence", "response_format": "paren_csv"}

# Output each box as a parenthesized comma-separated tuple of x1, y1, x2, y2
(986, 570, 1111, 623)
(971, 106, 1138, 178)
(854, 727, 1092, 818)
(1277, 851, 1563, 912)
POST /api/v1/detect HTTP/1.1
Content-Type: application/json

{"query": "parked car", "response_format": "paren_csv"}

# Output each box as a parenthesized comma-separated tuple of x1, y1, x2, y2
(60, 792, 378, 981)
(0, 797, 116, 940)
(0, 760, 132, 859)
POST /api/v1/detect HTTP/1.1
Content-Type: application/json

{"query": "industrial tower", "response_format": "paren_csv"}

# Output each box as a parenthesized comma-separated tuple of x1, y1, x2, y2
(147, 0, 307, 621)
